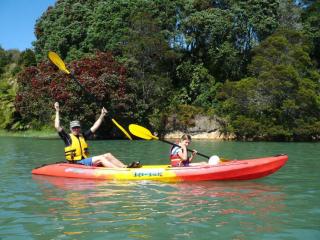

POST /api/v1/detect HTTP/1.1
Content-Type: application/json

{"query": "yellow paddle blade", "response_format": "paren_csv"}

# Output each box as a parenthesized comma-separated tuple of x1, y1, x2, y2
(111, 119, 132, 140)
(128, 124, 159, 140)
(48, 51, 70, 74)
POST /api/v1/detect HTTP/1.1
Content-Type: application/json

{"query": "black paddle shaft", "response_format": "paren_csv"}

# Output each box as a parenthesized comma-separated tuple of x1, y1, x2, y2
(70, 74, 109, 115)
(70, 74, 124, 127)
(161, 139, 210, 159)
(71, 74, 99, 102)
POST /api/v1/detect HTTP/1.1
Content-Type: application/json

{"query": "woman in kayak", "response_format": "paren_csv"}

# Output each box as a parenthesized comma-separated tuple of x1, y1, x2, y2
(170, 134, 201, 167)
(54, 102, 126, 168)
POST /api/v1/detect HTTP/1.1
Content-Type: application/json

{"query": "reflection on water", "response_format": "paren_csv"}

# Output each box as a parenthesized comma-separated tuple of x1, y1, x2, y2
(32, 176, 287, 239)
(159, 181, 286, 236)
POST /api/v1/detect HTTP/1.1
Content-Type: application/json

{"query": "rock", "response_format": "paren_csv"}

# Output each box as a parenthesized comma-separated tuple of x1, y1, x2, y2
(163, 114, 235, 140)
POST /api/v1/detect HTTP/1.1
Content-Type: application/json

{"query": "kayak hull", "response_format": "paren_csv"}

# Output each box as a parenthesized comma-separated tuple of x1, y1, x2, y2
(32, 155, 288, 182)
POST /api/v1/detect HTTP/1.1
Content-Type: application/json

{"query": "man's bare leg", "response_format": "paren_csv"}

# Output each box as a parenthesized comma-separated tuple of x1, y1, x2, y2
(103, 153, 126, 167)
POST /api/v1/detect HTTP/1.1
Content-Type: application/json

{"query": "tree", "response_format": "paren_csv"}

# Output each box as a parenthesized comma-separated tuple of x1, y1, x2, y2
(0, 46, 10, 75)
(172, 61, 220, 108)
(178, 0, 281, 81)
(34, 0, 97, 61)
(15, 52, 132, 137)
(120, 2, 182, 123)
(219, 29, 320, 140)
(19, 49, 37, 67)
(301, 0, 320, 67)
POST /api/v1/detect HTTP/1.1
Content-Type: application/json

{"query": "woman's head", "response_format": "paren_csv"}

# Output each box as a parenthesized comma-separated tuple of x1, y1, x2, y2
(180, 134, 192, 146)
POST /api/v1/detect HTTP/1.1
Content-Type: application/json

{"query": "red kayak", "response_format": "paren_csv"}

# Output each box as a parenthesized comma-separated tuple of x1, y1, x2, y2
(32, 154, 288, 182)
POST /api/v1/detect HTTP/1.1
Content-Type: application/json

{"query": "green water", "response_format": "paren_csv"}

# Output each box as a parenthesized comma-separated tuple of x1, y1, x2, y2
(0, 137, 319, 240)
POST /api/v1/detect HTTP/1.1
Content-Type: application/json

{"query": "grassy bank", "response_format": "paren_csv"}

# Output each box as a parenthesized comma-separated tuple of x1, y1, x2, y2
(0, 129, 58, 138)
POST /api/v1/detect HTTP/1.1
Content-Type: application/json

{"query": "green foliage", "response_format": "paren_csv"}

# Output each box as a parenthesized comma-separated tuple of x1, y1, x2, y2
(33, 0, 182, 61)
(0, 47, 24, 130)
(180, 0, 281, 80)
(301, 0, 320, 67)
(0, 92, 16, 129)
(19, 49, 37, 67)
(33, 0, 284, 82)
(172, 61, 220, 108)
(158, 104, 206, 132)
(120, 3, 181, 123)
(219, 29, 320, 140)
(0, 49, 7, 75)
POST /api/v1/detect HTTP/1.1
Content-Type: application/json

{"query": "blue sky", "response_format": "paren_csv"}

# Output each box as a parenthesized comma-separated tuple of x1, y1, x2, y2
(0, 0, 56, 51)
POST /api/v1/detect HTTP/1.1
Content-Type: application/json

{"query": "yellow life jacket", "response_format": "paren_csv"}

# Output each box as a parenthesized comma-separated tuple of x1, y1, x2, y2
(64, 134, 89, 161)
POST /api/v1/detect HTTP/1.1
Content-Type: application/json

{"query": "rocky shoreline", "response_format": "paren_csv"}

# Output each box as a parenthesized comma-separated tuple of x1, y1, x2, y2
(162, 115, 234, 140)
(164, 130, 233, 140)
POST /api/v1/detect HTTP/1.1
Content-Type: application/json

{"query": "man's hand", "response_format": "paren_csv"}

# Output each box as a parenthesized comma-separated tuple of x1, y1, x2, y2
(54, 102, 62, 131)
(101, 107, 108, 118)
(91, 107, 108, 133)
(54, 102, 60, 111)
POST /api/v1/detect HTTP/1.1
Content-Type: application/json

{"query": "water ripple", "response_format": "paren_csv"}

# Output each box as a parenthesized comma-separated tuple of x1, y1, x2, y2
(1, 138, 320, 239)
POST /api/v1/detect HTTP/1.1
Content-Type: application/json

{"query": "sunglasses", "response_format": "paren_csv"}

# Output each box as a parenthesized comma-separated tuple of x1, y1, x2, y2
(71, 127, 81, 130)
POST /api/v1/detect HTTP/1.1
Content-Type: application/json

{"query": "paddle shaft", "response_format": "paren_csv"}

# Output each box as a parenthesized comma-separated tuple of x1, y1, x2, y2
(70, 74, 132, 140)
(70, 74, 111, 117)
(160, 138, 210, 159)
(70, 74, 98, 102)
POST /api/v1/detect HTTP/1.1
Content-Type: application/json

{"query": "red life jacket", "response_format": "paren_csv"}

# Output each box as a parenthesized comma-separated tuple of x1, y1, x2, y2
(170, 145, 182, 167)
(170, 145, 191, 167)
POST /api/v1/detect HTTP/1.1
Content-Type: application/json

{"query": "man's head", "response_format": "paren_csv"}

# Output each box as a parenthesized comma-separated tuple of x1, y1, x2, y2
(70, 120, 81, 134)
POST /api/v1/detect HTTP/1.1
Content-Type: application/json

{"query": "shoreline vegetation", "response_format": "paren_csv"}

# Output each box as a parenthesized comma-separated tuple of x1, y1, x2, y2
(0, 129, 227, 140)
(0, 130, 58, 138)
(1, 129, 319, 141)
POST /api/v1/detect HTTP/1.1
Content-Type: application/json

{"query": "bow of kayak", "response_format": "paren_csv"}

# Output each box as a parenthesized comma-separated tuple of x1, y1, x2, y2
(32, 154, 288, 182)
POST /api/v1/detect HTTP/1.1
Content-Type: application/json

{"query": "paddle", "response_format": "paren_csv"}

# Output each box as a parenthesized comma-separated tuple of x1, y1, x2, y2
(128, 124, 224, 162)
(48, 51, 132, 140)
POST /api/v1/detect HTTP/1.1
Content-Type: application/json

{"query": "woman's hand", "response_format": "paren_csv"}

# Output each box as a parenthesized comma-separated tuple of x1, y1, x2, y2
(188, 149, 197, 163)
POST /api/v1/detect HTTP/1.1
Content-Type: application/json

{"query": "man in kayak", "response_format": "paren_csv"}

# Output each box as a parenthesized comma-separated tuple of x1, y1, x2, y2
(54, 102, 127, 168)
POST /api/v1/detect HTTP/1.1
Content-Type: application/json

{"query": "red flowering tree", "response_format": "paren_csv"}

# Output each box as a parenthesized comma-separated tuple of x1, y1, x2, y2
(15, 52, 132, 138)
